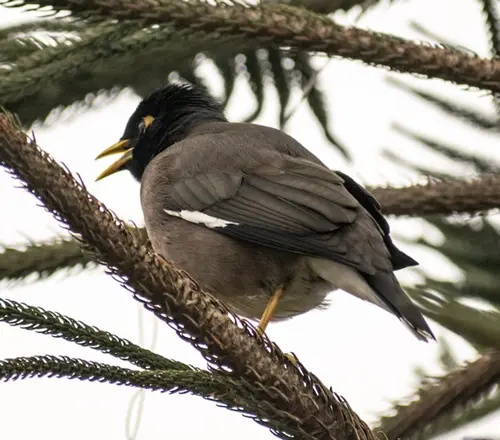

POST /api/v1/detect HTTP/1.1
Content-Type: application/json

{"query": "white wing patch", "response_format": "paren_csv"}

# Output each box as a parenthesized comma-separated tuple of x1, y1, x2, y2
(164, 209, 239, 229)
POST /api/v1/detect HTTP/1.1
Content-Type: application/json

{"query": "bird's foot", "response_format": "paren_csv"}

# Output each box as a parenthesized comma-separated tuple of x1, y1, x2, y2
(283, 352, 298, 366)
(255, 326, 299, 367)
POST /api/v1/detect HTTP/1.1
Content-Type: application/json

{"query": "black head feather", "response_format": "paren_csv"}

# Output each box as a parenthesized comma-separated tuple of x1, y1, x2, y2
(122, 83, 227, 180)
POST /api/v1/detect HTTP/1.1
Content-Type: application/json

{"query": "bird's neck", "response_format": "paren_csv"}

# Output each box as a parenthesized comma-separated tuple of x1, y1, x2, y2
(160, 107, 227, 148)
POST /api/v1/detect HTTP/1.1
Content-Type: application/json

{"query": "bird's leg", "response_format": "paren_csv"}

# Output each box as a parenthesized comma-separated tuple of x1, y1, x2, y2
(257, 287, 284, 335)
(256, 288, 299, 367)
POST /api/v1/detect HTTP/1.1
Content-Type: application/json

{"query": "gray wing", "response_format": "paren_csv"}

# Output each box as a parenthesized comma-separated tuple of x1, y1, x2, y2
(160, 152, 434, 341)
(162, 155, 393, 275)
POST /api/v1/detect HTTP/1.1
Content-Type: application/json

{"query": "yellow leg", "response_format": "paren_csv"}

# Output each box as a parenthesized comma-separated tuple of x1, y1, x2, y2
(256, 288, 299, 366)
(257, 288, 284, 334)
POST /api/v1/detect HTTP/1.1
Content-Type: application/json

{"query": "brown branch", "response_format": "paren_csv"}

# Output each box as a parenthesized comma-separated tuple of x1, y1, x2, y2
(286, 0, 382, 15)
(3, 174, 499, 286)
(374, 350, 500, 440)
(0, 112, 376, 439)
(371, 174, 500, 216)
(2, 0, 500, 93)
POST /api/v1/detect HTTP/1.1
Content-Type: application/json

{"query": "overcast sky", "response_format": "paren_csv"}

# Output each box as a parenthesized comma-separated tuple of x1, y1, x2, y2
(1, 0, 500, 439)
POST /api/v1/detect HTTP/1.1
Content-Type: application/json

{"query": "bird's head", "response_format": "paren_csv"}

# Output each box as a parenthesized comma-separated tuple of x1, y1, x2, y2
(95, 83, 226, 181)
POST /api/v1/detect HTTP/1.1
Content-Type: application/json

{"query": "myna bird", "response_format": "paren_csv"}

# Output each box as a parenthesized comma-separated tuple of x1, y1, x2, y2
(95, 83, 434, 342)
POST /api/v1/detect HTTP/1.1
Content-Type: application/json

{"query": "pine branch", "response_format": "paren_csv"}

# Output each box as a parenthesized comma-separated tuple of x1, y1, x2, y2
(6, 21, 133, 73)
(2, 0, 500, 93)
(1, 22, 242, 110)
(1, 22, 248, 125)
(0, 0, 371, 127)
(374, 350, 500, 439)
(1, 295, 330, 433)
(371, 174, 500, 216)
(4, 173, 500, 286)
(0, 297, 187, 371)
(0, 237, 94, 284)
(0, 355, 266, 416)
(418, 391, 500, 439)
(0, 113, 375, 439)
(0, 300, 284, 423)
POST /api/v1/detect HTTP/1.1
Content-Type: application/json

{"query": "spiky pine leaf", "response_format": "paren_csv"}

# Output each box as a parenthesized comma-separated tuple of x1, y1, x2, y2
(410, 287, 500, 351)
(292, 52, 351, 160)
(0, 19, 82, 63)
(242, 50, 266, 122)
(409, 21, 478, 54)
(480, 0, 500, 114)
(213, 55, 237, 107)
(422, 217, 500, 276)
(428, 393, 500, 439)
(392, 123, 498, 173)
(437, 336, 460, 371)
(267, 47, 292, 128)
(177, 62, 210, 94)
(387, 77, 499, 130)
(381, 149, 455, 178)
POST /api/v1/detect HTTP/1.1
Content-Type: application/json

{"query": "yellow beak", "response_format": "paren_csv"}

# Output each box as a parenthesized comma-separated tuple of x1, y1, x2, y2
(95, 116, 155, 182)
(95, 139, 133, 181)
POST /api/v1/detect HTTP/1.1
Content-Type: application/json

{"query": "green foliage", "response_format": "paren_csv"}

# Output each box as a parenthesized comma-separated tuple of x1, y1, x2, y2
(383, 33, 500, 440)
(0, 18, 348, 158)
(0, 237, 94, 285)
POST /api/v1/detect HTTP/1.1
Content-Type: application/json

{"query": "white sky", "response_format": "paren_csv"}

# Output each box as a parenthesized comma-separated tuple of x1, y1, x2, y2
(1, 0, 500, 439)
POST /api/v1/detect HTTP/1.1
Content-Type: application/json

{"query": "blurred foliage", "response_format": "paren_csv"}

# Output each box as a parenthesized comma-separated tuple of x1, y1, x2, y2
(381, 6, 500, 435)
(0, 18, 349, 158)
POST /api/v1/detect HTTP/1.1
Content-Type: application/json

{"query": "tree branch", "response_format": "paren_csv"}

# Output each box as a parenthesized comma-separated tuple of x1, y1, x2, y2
(0, 355, 265, 414)
(374, 350, 500, 440)
(0, 21, 248, 113)
(0, 0, 374, 126)
(417, 391, 500, 440)
(0, 297, 187, 371)
(0, 112, 375, 439)
(0, 300, 293, 426)
(0, 237, 94, 284)
(2, 0, 500, 93)
(371, 174, 500, 216)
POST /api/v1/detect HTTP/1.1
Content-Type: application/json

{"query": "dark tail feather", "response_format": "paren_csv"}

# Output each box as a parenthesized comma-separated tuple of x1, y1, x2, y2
(386, 238, 419, 270)
(364, 271, 435, 342)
